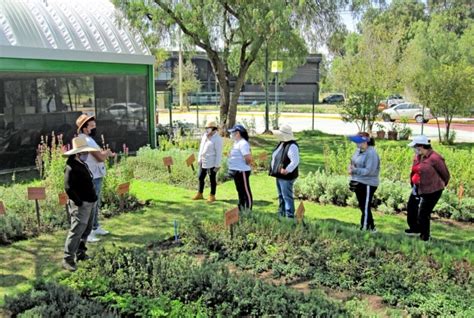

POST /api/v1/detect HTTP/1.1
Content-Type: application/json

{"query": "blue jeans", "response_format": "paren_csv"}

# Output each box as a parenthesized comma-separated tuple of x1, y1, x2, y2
(276, 178, 295, 218)
(92, 177, 103, 230)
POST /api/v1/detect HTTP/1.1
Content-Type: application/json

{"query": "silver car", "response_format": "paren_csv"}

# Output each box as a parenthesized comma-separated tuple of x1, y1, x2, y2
(381, 103, 432, 123)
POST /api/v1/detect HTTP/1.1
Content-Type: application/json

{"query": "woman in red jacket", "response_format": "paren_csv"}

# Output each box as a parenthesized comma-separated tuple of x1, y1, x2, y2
(405, 135, 450, 241)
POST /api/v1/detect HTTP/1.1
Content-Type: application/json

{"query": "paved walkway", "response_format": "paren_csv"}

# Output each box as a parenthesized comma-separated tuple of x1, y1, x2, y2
(158, 111, 474, 142)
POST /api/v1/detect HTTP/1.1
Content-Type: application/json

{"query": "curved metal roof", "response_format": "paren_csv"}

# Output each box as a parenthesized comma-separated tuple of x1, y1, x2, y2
(0, 0, 153, 65)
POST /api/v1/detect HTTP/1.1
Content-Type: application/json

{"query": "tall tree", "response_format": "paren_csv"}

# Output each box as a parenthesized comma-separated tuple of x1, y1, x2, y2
(401, 14, 474, 143)
(114, 0, 345, 131)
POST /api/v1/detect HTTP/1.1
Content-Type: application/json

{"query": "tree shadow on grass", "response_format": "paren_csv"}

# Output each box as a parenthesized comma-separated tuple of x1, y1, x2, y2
(0, 274, 28, 287)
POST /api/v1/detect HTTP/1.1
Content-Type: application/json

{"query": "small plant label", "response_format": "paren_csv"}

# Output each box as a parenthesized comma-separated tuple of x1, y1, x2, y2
(258, 152, 268, 161)
(27, 187, 46, 200)
(186, 154, 196, 171)
(58, 193, 69, 206)
(27, 187, 45, 229)
(296, 202, 305, 223)
(117, 182, 130, 195)
(225, 207, 239, 227)
(163, 156, 173, 173)
(0, 201, 5, 215)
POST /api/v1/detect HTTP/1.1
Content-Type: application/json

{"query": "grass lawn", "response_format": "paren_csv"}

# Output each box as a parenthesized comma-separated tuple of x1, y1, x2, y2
(1, 173, 473, 305)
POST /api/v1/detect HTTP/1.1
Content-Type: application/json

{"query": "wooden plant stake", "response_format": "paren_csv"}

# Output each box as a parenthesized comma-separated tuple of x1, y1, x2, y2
(186, 153, 196, 172)
(0, 201, 6, 216)
(27, 187, 46, 229)
(163, 156, 173, 174)
(225, 207, 239, 238)
(117, 182, 130, 210)
(296, 202, 305, 224)
(58, 193, 69, 223)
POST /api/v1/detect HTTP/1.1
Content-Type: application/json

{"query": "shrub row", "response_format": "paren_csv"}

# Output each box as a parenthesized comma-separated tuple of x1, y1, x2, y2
(0, 157, 139, 244)
(294, 170, 473, 222)
(181, 214, 473, 317)
(323, 140, 473, 197)
(60, 247, 347, 317)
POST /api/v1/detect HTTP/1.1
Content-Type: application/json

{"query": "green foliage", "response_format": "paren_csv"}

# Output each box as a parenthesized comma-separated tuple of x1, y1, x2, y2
(0, 213, 25, 244)
(169, 60, 201, 109)
(3, 280, 112, 317)
(61, 246, 346, 317)
(181, 214, 474, 317)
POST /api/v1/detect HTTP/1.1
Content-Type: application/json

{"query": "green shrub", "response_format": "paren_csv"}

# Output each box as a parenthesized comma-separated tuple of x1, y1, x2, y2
(0, 213, 25, 244)
(61, 247, 346, 317)
(323, 141, 473, 197)
(3, 280, 113, 317)
(181, 213, 474, 317)
(295, 170, 470, 221)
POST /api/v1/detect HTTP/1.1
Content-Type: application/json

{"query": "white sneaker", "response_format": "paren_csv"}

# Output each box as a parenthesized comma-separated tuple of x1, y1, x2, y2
(87, 232, 100, 243)
(93, 227, 109, 236)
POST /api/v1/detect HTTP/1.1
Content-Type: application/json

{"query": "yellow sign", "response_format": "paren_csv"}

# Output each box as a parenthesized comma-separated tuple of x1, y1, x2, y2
(271, 60, 283, 73)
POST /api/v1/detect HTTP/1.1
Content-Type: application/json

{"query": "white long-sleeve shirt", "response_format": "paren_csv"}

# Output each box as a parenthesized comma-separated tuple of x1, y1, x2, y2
(197, 132, 223, 169)
(271, 143, 300, 173)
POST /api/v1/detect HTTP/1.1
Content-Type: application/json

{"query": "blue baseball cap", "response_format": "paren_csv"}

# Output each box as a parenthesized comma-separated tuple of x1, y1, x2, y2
(228, 124, 247, 133)
(348, 135, 370, 144)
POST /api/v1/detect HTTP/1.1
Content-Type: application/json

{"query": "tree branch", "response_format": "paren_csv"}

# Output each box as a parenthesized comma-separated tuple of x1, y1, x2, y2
(154, 0, 211, 52)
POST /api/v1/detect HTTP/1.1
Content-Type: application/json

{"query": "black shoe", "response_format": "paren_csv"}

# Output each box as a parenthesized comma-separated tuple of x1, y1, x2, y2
(405, 229, 420, 236)
(62, 260, 77, 272)
(420, 235, 430, 242)
(77, 254, 91, 261)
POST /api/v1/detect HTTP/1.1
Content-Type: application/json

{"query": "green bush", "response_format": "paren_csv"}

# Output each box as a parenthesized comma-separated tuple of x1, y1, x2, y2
(61, 247, 346, 317)
(295, 170, 470, 221)
(3, 280, 113, 317)
(323, 141, 473, 197)
(181, 214, 473, 317)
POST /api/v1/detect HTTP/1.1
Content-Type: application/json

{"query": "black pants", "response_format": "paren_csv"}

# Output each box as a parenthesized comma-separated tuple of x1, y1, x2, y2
(198, 166, 217, 195)
(408, 190, 443, 240)
(232, 170, 253, 211)
(354, 183, 377, 230)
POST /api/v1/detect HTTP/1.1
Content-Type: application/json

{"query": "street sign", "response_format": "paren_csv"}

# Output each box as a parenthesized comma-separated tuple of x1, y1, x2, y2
(271, 60, 283, 73)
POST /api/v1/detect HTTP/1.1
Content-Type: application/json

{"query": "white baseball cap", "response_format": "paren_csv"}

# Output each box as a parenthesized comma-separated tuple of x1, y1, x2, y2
(407, 135, 430, 147)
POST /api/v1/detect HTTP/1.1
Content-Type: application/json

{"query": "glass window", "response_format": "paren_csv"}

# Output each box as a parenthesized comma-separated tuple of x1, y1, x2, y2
(0, 72, 149, 170)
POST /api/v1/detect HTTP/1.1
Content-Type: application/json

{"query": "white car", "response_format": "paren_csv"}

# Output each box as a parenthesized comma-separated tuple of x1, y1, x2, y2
(105, 103, 145, 120)
(381, 103, 432, 123)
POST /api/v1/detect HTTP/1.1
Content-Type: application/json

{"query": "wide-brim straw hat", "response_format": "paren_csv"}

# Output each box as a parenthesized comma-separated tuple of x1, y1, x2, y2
(272, 124, 295, 142)
(76, 114, 95, 133)
(205, 121, 218, 128)
(63, 135, 100, 156)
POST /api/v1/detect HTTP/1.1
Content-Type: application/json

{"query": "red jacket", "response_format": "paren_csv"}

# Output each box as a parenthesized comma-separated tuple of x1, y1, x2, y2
(410, 150, 450, 194)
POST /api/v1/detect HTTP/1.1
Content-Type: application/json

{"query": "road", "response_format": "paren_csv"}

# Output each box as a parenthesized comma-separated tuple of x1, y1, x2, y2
(158, 110, 474, 142)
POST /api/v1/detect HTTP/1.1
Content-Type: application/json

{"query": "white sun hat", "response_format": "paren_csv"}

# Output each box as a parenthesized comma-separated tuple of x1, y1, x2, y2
(63, 135, 100, 156)
(272, 124, 295, 142)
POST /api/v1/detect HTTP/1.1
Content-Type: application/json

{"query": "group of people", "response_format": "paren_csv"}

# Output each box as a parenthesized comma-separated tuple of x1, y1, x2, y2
(62, 114, 114, 271)
(348, 133, 450, 241)
(62, 117, 450, 271)
(194, 122, 301, 218)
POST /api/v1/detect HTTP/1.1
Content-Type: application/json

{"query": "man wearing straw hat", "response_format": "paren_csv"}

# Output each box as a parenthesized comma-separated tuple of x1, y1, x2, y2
(76, 114, 115, 242)
(269, 124, 300, 219)
(62, 135, 100, 271)
(193, 121, 223, 203)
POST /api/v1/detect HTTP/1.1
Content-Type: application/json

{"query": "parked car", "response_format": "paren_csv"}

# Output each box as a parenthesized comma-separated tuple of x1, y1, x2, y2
(105, 103, 145, 120)
(322, 94, 345, 104)
(378, 94, 405, 110)
(381, 102, 432, 123)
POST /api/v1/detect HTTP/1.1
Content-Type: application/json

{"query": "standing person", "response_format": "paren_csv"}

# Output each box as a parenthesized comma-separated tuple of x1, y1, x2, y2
(348, 132, 380, 232)
(269, 124, 300, 219)
(62, 135, 99, 271)
(76, 114, 115, 243)
(192, 121, 223, 203)
(405, 135, 450, 241)
(227, 124, 253, 211)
